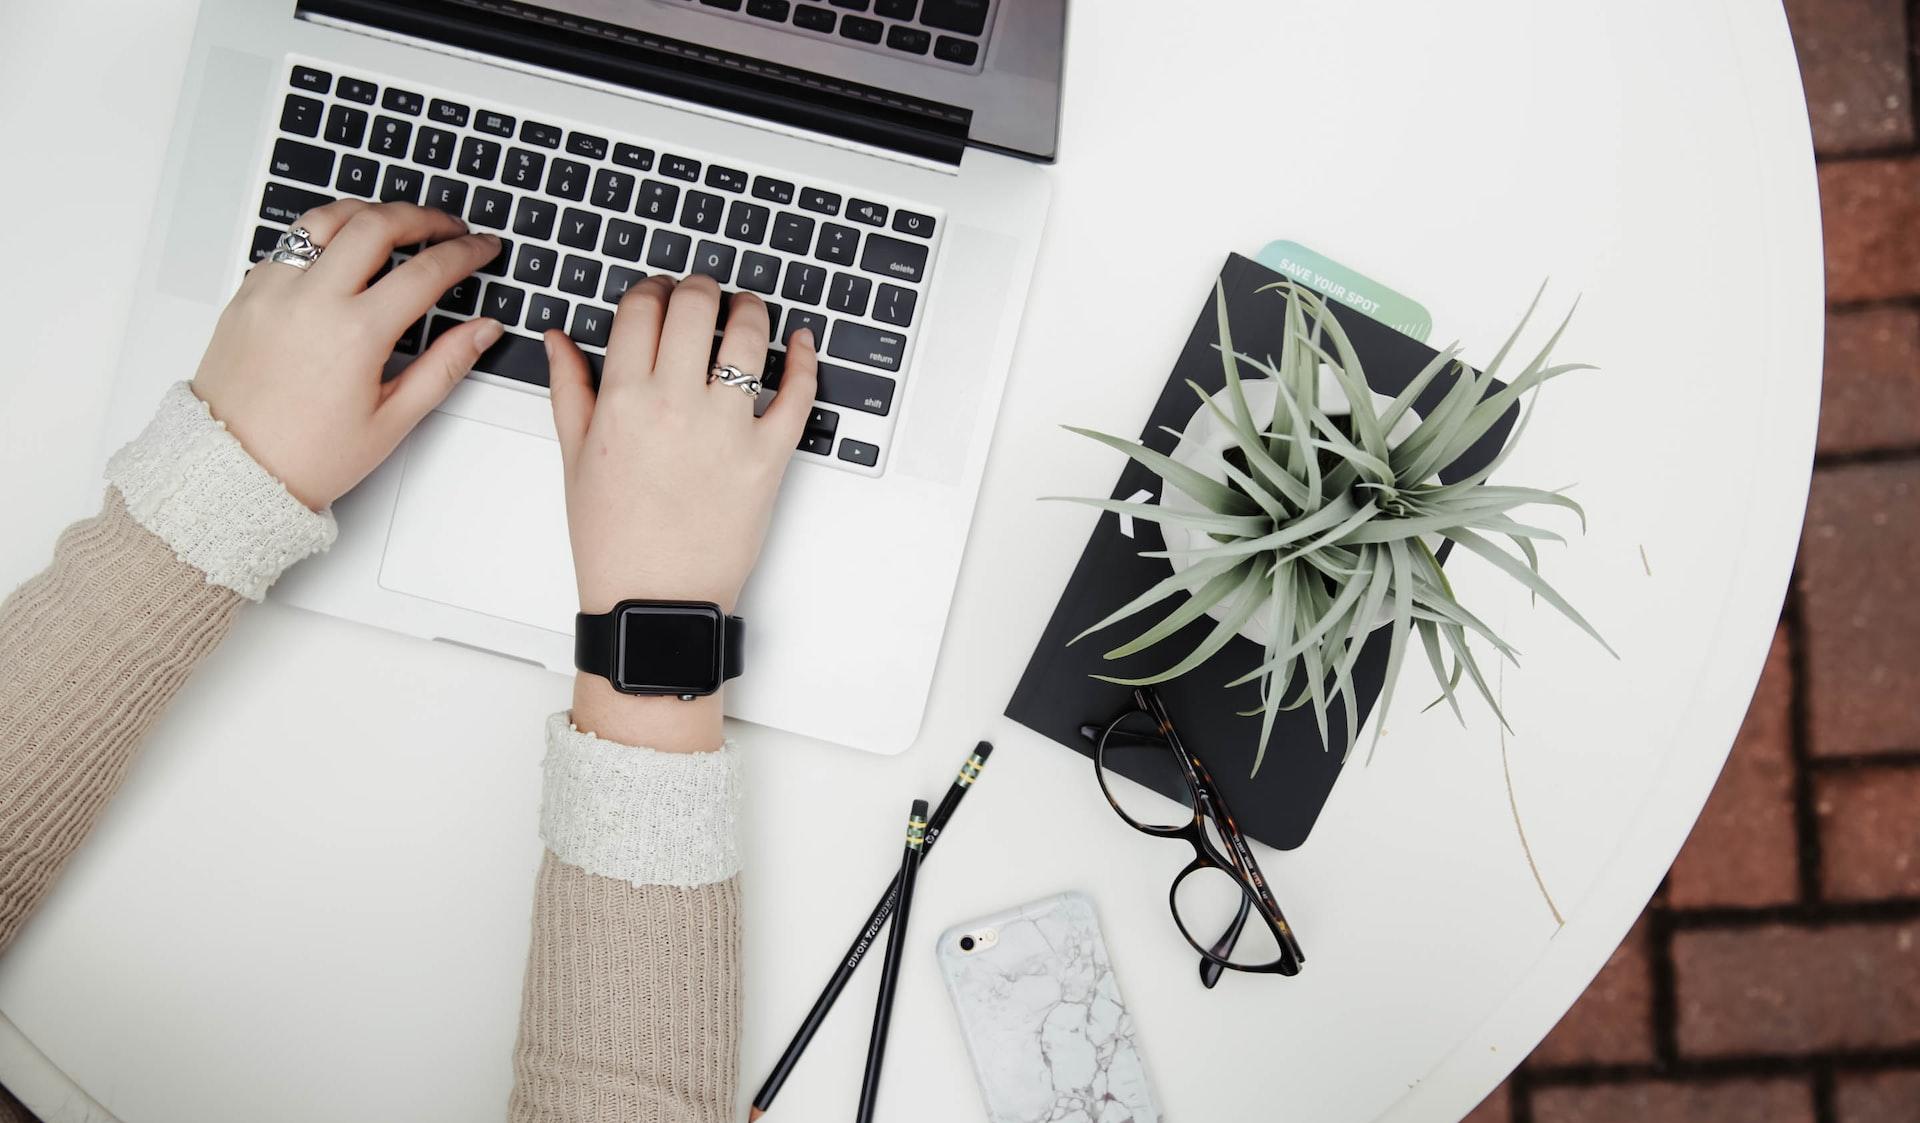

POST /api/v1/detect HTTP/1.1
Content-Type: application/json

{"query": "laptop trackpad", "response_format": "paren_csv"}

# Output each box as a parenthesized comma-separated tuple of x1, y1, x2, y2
(378, 411, 577, 633)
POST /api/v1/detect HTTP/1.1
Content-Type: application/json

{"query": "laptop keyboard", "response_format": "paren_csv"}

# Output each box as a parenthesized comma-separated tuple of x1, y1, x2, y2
(248, 58, 945, 476)
(679, 0, 996, 72)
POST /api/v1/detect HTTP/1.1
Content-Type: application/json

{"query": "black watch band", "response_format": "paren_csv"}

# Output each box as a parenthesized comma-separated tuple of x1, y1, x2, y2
(574, 600, 745, 698)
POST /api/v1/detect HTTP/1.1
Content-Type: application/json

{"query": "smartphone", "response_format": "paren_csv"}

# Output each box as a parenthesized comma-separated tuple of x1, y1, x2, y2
(936, 891, 1162, 1122)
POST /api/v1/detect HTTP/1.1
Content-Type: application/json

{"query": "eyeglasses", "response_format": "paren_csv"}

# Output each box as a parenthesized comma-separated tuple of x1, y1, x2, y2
(1081, 687, 1305, 985)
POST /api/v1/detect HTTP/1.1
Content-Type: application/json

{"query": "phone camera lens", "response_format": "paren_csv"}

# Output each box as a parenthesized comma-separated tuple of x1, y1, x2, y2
(959, 936, 976, 952)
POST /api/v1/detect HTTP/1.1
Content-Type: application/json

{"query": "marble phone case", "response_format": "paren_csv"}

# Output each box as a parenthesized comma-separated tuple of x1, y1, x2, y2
(937, 891, 1162, 1122)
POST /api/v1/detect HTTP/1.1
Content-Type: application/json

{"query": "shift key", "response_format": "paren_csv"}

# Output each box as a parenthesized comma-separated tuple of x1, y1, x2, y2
(826, 321, 906, 372)
(815, 361, 895, 416)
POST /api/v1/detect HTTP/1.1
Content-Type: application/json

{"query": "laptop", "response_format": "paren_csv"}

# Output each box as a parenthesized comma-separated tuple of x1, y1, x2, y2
(101, 0, 1061, 754)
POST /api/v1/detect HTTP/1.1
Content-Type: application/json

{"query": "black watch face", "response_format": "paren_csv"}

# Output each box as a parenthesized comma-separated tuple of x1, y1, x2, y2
(615, 602, 725, 695)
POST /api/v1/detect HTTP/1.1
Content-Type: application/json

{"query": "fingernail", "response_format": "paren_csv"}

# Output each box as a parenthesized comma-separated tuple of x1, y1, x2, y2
(475, 318, 504, 348)
(543, 333, 555, 361)
(795, 327, 815, 349)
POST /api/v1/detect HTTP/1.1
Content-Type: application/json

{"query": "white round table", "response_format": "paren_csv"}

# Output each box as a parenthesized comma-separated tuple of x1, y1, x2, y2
(0, 2, 1821, 1121)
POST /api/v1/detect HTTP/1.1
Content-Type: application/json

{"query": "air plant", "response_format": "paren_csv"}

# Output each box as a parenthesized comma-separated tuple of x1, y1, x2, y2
(1054, 280, 1613, 773)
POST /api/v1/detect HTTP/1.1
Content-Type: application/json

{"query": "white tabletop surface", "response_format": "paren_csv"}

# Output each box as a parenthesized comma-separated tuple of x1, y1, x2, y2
(0, 2, 1822, 1121)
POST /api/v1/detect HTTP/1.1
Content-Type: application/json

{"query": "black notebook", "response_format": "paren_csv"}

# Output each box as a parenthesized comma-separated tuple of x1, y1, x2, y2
(1006, 253, 1519, 850)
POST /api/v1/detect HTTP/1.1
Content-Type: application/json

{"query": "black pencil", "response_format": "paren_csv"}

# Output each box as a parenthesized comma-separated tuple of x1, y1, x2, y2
(855, 799, 927, 1123)
(749, 742, 992, 1120)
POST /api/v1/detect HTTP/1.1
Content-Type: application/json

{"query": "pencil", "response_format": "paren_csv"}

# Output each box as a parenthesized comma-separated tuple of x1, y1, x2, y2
(749, 742, 992, 1120)
(855, 799, 927, 1123)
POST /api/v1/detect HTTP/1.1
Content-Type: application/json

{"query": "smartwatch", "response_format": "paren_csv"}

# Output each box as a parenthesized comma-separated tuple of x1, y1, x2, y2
(574, 600, 745, 699)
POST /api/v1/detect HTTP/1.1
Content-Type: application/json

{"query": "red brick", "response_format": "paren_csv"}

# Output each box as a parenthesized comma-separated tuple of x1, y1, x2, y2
(1532, 1078, 1813, 1123)
(1819, 308, 1920, 456)
(1675, 920, 1920, 1055)
(1784, 0, 1913, 155)
(1531, 917, 1656, 1064)
(1461, 1083, 1513, 1123)
(1669, 627, 1799, 907)
(1818, 766, 1920, 899)
(1836, 1069, 1920, 1123)
(1799, 462, 1920, 757)
(1821, 159, 1920, 303)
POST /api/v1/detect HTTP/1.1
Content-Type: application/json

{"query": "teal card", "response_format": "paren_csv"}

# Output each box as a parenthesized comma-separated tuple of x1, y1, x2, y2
(1254, 240, 1433, 342)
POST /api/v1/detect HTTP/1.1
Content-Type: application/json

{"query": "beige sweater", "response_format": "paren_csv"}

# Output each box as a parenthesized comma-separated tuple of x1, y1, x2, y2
(0, 385, 740, 1122)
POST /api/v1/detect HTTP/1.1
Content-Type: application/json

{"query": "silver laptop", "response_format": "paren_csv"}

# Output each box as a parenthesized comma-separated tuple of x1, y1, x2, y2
(102, 0, 1061, 754)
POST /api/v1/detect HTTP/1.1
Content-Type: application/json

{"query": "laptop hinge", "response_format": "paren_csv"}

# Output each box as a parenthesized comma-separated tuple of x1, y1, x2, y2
(295, 0, 971, 166)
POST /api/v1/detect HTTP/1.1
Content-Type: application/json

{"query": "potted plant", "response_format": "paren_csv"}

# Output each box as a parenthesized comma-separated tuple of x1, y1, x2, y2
(1056, 280, 1612, 773)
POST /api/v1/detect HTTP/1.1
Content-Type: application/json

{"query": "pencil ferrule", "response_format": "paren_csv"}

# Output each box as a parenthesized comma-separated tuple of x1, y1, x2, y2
(906, 817, 928, 850)
(956, 754, 986, 786)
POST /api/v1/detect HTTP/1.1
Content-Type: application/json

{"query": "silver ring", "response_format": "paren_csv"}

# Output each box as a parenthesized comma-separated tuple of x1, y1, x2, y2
(268, 225, 323, 272)
(707, 363, 762, 398)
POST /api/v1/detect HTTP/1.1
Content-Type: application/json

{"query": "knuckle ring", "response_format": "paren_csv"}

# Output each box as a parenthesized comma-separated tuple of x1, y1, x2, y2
(707, 363, 762, 399)
(267, 225, 324, 272)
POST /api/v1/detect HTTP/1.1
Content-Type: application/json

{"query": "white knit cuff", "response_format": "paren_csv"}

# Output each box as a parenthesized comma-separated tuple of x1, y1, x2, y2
(539, 712, 743, 888)
(104, 382, 337, 601)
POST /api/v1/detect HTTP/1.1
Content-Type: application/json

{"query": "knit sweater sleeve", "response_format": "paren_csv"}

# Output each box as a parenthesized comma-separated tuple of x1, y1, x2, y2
(0, 383, 335, 954)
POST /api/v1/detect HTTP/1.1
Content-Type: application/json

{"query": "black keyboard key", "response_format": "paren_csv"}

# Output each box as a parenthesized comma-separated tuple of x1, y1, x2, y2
(828, 272, 872, 316)
(738, 251, 780, 294)
(800, 187, 841, 215)
(520, 121, 563, 148)
(250, 225, 281, 263)
(781, 262, 826, 304)
(613, 143, 655, 171)
(771, 212, 815, 253)
(280, 94, 323, 137)
(474, 325, 600, 387)
(752, 176, 795, 205)
(259, 181, 332, 224)
(886, 25, 931, 54)
(335, 155, 378, 197)
(783, 308, 828, 347)
(764, 301, 784, 340)
(702, 0, 743, 8)
(413, 127, 455, 169)
(660, 154, 700, 182)
(799, 430, 833, 457)
(846, 198, 887, 226)
(875, 0, 914, 16)
(428, 98, 470, 127)
(794, 5, 836, 31)
(481, 283, 526, 325)
(806, 406, 840, 438)
(336, 76, 378, 104)
(503, 147, 545, 190)
(556, 129, 603, 159)
(891, 209, 935, 238)
(437, 275, 482, 316)
(379, 165, 423, 204)
(840, 14, 882, 41)
(828, 321, 905, 371)
(382, 87, 424, 115)
(290, 65, 330, 94)
(603, 265, 646, 302)
(559, 255, 603, 297)
(514, 244, 558, 287)
(932, 35, 978, 66)
(873, 283, 917, 326)
(271, 138, 334, 186)
(591, 168, 635, 212)
(691, 241, 736, 284)
(705, 165, 748, 193)
(458, 137, 501, 180)
(396, 316, 426, 355)
(636, 180, 680, 220)
(513, 197, 557, 240)
(569, 303, 614, 348)
(324, 104, 369, 148)
(829, 0, 869, 7)
(468, 186, 512, 229)
(603, 219, 646, 261)
(816, 223, 859, 265)
(680, 190, 724, 234)
(920, 0, 987, 34)
(480, 238, 514, 276)
(647, 229, 691, 272)
(746, 0, 791, 18)
(475, 110, 516, 137)
(859, 233, 929, 282)
(558, 208, 602, 250)
(718, 202, 765, 245)
(370, 115, 412, 157)
(527, 293, 570, 333)
(425, 177, 468, 216)
(838, 438, 879, 467)
(816, 360, 895, 415)
(546, 158, 589, 201)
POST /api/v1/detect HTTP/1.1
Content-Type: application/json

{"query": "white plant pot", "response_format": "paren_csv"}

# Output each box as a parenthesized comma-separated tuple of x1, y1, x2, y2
(1159, 374, 1421, 648)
